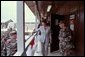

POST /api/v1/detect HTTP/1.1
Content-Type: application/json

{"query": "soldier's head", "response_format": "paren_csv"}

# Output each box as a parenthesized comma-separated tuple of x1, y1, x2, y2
(59, 20, 66, 29)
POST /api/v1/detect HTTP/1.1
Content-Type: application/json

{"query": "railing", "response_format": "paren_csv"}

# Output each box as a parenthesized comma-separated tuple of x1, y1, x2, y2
(14, 32, 37, 56)
(23, 33, 37, 56)
(25, 33, 37, 48)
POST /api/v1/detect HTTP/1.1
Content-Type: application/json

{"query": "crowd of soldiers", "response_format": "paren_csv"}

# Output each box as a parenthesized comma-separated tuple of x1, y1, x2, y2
(1, 28, 17, 56)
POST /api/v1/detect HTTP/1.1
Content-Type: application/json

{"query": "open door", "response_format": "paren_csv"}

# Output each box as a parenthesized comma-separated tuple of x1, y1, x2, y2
(50, 14, 64, 52)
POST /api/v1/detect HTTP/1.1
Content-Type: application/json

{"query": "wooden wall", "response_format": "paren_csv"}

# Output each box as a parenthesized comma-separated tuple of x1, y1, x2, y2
(55, 1, 84, 56)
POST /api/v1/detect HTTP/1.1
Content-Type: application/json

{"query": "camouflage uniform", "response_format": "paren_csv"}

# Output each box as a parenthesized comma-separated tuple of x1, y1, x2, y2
(1, 30, 17, 56)
(59, 28, 74, 56)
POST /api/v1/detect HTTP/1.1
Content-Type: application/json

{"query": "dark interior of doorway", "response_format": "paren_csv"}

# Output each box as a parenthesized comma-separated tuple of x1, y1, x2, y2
(50, 13, 64, 52)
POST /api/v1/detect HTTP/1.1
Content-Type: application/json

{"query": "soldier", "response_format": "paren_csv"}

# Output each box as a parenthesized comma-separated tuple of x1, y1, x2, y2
(58, 20, 74, 56)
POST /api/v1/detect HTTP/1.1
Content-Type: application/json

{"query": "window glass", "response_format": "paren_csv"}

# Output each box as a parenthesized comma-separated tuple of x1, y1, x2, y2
(25, 3, 36, 40)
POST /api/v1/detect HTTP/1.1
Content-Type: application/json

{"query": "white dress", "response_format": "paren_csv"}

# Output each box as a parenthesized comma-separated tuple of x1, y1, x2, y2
(37, 26, 50, 56)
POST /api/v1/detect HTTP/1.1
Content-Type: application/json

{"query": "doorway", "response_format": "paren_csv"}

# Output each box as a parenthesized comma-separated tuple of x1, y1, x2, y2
(50, 13, 64, 52)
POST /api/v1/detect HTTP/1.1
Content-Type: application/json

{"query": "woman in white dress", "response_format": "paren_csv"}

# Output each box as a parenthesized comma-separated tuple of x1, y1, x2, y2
(35, 20, 50, 56)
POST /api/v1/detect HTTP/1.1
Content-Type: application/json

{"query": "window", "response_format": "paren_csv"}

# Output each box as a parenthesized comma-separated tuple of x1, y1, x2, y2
(24, 3, 36, 41)
(1, 1, 17, 56)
